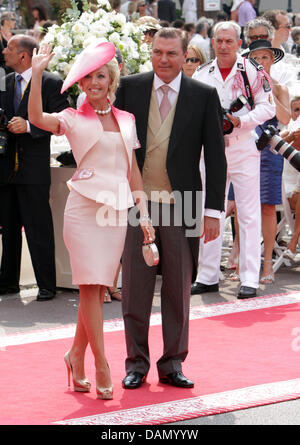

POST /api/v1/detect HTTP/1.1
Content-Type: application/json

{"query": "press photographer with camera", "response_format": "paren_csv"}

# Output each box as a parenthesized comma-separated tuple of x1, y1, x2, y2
(192, 21, 275, 299)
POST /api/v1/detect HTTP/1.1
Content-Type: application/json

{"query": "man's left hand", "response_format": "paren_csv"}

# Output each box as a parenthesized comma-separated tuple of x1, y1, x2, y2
(7, 117, 27, 134)
(226, 113, 241, 128)
(201, 216, 220, 243)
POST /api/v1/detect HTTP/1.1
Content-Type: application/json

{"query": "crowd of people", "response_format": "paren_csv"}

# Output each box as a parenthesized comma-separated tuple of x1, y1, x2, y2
(0, 1, 300, 399)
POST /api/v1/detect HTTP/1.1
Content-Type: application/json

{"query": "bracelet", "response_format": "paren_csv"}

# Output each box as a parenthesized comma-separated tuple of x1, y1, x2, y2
(140, 215, 152, 223)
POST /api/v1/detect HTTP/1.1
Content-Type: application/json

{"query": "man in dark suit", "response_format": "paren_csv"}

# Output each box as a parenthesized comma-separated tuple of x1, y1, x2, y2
(115, 28, 227, 389)
(157, 0, 176, 23)
(0, 35, 69, 300)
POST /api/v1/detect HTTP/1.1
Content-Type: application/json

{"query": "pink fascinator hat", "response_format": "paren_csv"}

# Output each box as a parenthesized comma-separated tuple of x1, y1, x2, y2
(61, 41, 116, 93)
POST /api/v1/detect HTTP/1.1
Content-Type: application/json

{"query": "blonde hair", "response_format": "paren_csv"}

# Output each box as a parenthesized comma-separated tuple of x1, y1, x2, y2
(187, 44, 207, 64)
(78, 57, 120, 102)
(106, 57, 120, 102)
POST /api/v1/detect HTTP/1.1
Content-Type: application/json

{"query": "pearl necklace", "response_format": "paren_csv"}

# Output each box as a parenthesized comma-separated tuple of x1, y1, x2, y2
(94, 103, 112, 115)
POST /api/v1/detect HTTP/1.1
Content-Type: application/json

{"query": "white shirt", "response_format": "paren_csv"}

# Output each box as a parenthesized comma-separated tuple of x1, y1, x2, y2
(16, 67, 32, 133)
(153, 71, 181, 107)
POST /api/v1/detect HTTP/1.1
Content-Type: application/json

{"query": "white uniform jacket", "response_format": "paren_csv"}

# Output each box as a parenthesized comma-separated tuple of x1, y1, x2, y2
(193, 53, 276, 141)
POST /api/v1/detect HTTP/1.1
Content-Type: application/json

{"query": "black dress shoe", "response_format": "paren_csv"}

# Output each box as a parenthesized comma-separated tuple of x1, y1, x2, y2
(36, 288, 56, 301)
(191, 281, 219, 295)
(122, 371, 146, 389)
(0, 285, 20, 295)
(159, 371, 194, 388)
(237, 286, 257, 299)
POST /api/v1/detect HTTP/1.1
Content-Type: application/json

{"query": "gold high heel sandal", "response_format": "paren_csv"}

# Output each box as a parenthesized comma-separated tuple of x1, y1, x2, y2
(64, 351, 91, 392)
(96, 363, 113, 400)
(96, 385, 113, 400)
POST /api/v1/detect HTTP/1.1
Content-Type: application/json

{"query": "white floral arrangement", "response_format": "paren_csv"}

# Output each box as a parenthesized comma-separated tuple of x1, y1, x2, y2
(43, 0, 152, 105)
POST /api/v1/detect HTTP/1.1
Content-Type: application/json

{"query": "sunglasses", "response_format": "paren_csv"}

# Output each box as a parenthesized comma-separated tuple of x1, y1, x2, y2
(249, 34, 269, 41)
(144, 28, 158, 37)
(185, 57, 201, 63)
(279, 24, 292, 29)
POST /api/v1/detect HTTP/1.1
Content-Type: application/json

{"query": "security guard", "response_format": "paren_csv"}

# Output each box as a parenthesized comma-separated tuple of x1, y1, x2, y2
(192, 21, 275, 299)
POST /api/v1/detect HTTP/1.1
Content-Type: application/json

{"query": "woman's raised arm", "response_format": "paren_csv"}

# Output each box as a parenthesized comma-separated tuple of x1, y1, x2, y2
(28, 43, 61, 134)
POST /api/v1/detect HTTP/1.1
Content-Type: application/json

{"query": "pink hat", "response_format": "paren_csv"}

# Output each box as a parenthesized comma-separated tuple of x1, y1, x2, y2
(61, 41, 116, 93)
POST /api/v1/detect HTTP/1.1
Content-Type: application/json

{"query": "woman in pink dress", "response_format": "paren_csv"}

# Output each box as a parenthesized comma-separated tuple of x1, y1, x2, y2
(28, 41, 154, 400)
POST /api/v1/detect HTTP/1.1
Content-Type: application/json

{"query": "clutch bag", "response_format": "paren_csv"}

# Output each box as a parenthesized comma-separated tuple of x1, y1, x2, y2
(142, 242, 159, 267)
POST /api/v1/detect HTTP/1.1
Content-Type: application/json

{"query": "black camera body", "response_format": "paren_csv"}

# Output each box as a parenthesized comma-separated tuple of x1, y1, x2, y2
(256, 124, 300, 172)
(0, 108, 9, 155)
(222, 95, 248, 135)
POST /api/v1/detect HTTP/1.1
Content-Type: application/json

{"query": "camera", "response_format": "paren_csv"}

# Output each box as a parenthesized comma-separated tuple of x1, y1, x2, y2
(256, 124, 300, 172)
(0, 108, 8, 155)
(222, 95, 248, 135)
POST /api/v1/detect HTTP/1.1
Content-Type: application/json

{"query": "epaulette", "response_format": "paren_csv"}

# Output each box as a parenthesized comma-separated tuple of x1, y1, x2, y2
(247, 57, 264, 71)
(195, 59, 213, 72)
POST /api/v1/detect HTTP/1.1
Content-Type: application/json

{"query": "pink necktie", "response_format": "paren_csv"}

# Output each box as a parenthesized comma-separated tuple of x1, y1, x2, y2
(159, 84, 171, 122)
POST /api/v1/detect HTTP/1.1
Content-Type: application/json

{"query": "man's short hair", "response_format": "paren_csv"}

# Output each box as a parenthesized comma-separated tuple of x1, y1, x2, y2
(212, 20, 241, 41)
(153, 27, 188, 53)
(195, 22, 206, 35)
(244, 18, 275, 43)
(262, 10, 287, 30)
(14, 35, 39, 58)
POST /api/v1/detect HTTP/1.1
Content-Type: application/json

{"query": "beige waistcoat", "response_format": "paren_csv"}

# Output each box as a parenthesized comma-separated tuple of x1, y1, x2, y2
(142, 86, 178, 204)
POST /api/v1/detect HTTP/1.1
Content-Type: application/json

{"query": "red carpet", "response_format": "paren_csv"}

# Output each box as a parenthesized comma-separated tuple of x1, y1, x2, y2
(1, 293, 300, 425)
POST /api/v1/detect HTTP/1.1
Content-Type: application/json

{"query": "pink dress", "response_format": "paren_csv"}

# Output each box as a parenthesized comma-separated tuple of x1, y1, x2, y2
(54, 100, 139, 286)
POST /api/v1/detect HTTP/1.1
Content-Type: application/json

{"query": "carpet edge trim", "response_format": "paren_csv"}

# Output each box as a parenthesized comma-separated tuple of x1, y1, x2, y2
(53, 378, 300, 425)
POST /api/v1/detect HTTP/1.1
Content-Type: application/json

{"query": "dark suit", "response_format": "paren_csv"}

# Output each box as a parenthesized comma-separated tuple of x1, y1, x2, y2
(115, 71, 226, 377)
(157, 0, 177, 23)
(0, 71, 69, 292)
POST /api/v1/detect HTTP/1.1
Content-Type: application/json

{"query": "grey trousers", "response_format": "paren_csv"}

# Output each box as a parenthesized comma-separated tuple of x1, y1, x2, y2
(122, 203, 194, 377)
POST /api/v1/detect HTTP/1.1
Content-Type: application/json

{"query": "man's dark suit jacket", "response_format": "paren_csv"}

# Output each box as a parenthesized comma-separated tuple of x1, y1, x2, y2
(157, 0, 177, 23)
(114, 71, 227, 278)
(0, 71, 69, 185)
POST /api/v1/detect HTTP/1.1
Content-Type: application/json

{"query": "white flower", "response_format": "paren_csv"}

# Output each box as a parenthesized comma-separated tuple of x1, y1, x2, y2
(109, 32, 120, 45)
(57, 61, 71, 76)
(47, 3, 151, 102)
(57, 33, 72, 48)
(97, 0, 112, 10)
(79, 12, 94, 24)
(73, 33, 85, 46)
(72, 22, 88, 34)
(114, 13, 126, 27)
(139, 60, 153, 73)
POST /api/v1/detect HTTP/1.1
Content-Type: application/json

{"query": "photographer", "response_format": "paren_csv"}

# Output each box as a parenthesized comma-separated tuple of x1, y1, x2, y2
(192, 21, 275, 299)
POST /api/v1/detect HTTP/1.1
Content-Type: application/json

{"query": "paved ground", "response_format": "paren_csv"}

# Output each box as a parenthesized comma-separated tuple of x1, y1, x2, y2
(1, 227, 300, 426)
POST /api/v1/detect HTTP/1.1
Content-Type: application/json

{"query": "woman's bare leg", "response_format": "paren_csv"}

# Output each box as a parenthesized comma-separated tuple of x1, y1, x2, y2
(79, 284, 112, 389)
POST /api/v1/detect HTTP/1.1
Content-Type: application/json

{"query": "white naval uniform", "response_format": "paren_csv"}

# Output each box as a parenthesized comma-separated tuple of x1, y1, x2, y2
(193, 54, 276, 289)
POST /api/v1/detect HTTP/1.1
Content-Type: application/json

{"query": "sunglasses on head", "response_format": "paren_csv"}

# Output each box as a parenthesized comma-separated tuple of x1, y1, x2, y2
(249, 34, 269, 41)
(185, 57, 201, 63)
(144, 28, 158, 37)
